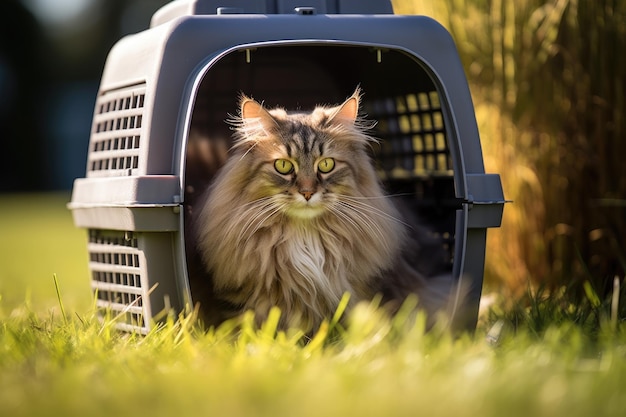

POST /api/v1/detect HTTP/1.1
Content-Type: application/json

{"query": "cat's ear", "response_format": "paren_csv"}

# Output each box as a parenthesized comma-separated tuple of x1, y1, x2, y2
(328, 89, 361, 126)
(240, 97, 277, 132)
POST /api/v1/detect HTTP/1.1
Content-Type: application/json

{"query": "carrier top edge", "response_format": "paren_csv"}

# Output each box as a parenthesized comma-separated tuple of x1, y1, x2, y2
(151, 0, 394, 28)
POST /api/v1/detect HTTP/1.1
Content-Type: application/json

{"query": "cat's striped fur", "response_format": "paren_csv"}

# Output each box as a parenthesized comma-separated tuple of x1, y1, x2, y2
(193, 89, 453, 331)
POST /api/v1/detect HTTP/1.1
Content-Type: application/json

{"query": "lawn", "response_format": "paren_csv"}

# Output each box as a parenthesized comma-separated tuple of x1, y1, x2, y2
(1, 193, 625, 417)
(0, 193, 91, 313)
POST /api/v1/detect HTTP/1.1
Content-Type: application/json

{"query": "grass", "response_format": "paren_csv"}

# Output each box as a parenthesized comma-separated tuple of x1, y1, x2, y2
(0, 192, 91, 312)
(1, 193, 626, 417)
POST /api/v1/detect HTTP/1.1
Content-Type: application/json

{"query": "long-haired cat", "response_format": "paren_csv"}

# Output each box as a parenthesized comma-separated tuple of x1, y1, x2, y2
(192, 88, 454, 331)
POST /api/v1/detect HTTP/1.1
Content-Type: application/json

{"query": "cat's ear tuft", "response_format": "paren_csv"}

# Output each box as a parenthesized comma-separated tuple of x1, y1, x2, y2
(240, 97, 262, 119)
(329, 88, 361, 125)
(240, 97, 277, 131)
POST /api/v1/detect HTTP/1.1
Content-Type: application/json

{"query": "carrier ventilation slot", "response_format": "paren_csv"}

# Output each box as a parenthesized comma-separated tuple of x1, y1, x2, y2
(368, 91, 452, 179)
(87, 84, 146, 177)
(88, 229, 150, 334)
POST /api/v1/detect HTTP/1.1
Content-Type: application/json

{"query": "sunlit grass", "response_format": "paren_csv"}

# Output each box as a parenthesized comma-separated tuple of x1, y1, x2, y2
(0, 193, 91, 313)
(2, 289, 626, 417)
(1, 193, 626, 417)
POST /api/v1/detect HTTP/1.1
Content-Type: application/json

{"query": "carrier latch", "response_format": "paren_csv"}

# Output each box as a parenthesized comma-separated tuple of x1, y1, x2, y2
(465, 173, 508, 228)
(295, 7, 317, 15)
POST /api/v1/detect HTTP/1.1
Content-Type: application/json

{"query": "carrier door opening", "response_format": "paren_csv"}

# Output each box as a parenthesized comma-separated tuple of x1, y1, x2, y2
(183, 44, 458, 323)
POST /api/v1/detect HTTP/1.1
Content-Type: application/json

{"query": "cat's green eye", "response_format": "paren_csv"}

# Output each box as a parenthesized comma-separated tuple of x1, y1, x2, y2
(274, 159, 294, 174)
(318, 157, 335, 173)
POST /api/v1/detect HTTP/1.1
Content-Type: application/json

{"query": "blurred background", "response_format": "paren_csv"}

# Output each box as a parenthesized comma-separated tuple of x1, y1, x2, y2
(0, 0, 169, 191)
(0, 0, 624, 308)
(396, 0, 626, 305)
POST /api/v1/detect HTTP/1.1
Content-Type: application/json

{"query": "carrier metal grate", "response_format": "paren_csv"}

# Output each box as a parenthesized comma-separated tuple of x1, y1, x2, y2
(368, 92, 452, 180)
(365, 91, 456, 268)
(88, 229, 150, 334)
(87, 84, 146, 177)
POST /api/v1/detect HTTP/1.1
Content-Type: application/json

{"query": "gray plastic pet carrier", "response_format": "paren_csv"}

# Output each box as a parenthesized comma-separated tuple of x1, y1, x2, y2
(69, 0, 505, 334)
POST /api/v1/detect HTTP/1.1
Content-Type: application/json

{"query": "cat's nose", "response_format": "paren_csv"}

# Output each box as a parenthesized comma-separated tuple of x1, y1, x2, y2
(297, 177, 317, 201)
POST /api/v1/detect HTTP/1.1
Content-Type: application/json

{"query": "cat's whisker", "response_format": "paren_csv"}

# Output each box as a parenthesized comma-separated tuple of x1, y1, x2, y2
(237, 140, 260, 161)
(343, 198, 410, 228)
(340, 192, 414, 200)
(219, 198, 274, 243)
(331, 202, 389, 244)
(238, 196, 273, 210)
(338, 196, 412, 230)
(244, 204, 284, 240)
(332, 201, 410, 247)
(208, 196, 275, 241)
(239, 202, 290, 248)
(326, 205, 367, 236)
(236, 201, 282, 243)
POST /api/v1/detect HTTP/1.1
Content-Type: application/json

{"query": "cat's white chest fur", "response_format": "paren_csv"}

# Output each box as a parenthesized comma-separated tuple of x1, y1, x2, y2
(283, 225, 333, 295)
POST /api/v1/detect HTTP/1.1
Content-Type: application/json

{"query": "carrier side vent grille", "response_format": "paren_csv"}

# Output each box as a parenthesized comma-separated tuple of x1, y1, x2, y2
(88, 229, 150, 334)
(87, 84, 146, 177)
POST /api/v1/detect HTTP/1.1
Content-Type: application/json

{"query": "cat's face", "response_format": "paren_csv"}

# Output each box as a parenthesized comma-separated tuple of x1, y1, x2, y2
(231, 92, 377, 221)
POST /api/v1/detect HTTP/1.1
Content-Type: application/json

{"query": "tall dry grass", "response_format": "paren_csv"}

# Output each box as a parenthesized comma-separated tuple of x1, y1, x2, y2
(393, 0, 626, 299)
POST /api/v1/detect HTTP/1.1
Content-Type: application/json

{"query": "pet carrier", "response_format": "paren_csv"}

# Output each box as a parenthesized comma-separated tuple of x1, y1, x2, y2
(69, 0, 505, 333)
